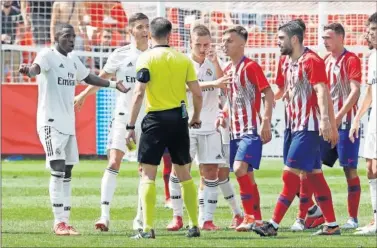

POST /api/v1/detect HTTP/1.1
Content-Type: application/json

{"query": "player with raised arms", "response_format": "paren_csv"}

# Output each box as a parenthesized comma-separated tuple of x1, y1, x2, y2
(19, 23, 129, 236)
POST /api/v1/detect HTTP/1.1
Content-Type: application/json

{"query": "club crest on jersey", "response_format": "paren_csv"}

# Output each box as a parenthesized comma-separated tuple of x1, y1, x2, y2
(206, 69, 213, 76)
(55, 148, 61, 155)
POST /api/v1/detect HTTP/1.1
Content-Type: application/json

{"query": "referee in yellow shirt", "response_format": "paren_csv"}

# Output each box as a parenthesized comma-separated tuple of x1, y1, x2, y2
(126, 17, 203, 239)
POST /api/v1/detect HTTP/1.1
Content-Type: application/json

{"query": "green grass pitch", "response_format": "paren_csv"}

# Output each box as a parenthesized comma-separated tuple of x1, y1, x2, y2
(2, 159, 376, 247)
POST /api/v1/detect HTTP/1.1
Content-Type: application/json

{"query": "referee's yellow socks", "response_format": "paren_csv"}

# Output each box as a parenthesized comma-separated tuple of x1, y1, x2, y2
(181, 179, 199, 227)
(141, 179, 156, 232)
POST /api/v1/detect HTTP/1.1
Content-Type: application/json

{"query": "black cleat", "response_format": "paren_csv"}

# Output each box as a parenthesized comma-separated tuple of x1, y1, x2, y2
(312, 225, 341, 235)
(186, 226, 200, 238)
(253, 221, 278, 237)
(131, 229, 156, 239)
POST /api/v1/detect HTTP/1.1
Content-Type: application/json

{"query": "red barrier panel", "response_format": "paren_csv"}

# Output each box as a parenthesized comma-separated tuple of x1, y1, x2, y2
(1, 84, 96, 155)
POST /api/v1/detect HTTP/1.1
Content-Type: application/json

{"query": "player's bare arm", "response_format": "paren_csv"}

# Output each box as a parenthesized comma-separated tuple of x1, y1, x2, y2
(196, 75, 232, 89)
(313, 82, 333, 142)
(187, 80, 203, 128)
(74, 71, 113, 111)
(206, 48, 224, 78)
(335, 80, 361, 127)
(126, 82, 146, 146)
(19, 63, 41, 78)
(325, 87, 339, 147)
(82, 74, 129, 93)
(349, 84, 373, 142)
(216, 101, 229, 130)
(260, 87, 274, 144)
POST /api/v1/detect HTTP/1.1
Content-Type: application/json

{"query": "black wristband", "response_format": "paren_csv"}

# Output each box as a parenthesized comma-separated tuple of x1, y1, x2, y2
(126, 124, 135, 130)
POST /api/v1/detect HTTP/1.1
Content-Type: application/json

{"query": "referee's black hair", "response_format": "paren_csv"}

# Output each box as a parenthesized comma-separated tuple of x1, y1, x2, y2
(150, 17, 172, 39)
(54, 23, 74, 41)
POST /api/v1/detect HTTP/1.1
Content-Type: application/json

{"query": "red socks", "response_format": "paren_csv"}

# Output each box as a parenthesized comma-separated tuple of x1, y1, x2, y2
(237, 174, 255, 216)
(308, 172, 336, 223)
(253, 184, 262, 220)
(298, 175, 315, 220)
(162, 153, 172, 201)
(272, 170, 300, 224)
(347, 176, 361, 219)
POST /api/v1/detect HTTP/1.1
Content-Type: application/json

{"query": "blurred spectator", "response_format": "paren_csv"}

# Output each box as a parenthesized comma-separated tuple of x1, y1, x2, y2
(1, 1, 23, 83)
(20, 0, 54, 45)
(50, 1, 90, 52)
(93, 30, 116, 71)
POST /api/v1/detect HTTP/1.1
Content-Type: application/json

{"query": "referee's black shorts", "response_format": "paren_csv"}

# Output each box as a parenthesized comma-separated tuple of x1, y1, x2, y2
(138, 107, 191, 166)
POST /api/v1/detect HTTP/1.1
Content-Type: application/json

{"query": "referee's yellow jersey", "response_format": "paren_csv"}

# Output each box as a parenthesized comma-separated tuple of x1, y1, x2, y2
(136, 45, 197, 113)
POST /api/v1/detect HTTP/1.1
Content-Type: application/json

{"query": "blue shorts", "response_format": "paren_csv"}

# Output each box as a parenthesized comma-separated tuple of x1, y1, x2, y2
(229, 133, 262, 172)
(284, 130, 321, 172)
(321, 129, 360, 168)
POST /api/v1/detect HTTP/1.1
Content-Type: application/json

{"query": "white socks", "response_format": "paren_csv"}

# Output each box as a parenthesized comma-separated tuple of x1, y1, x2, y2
(62, 177, 72, 224)
(219, 177, 242, 216)
(369, 178, 377, 223)
(169, 175, 183, 217)
(100, 168, 119, 220)
(198, 187, 204, 225)
(203, 178, 219, 222)
(49, 171, 65, 225)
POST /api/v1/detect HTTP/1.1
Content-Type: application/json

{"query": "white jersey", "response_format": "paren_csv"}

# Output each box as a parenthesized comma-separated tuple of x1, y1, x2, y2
(367, 49, 377, 132)
(103, 44, 146, 125)
(34, 48, 90, 135)
(187, 57, 219, 134)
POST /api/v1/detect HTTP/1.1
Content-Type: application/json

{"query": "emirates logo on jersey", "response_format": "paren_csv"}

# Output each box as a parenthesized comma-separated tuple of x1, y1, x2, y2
(58, 72, 75, 86)
(206, 69, 213, 76)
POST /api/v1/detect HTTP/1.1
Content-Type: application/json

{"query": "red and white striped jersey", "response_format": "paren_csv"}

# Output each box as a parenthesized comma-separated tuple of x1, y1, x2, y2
(275, 48, 328, 132)
(324, 50, 362, 129)
(223, 57, 270, 139)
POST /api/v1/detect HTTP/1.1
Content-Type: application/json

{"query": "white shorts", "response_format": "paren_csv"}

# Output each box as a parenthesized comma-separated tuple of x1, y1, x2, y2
(364, 131, 377, 159)
(107, 118, 141, 161)
(190, 132, 226, 165)
(38, 126, 79, 168)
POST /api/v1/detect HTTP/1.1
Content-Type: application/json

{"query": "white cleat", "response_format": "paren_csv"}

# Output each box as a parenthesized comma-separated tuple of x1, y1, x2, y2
(356, 219, 374, 231)
(133, 217, 143, 231)
(354, 224, 376, 235)
(291, 219, 305, 231)
(342, 218, 358, 229)
(95, 218, 109, 232)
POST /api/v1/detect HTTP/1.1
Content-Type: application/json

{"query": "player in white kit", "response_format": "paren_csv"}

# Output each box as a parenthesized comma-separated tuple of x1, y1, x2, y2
(167, 24, 243, 231)
(350, 12, 377, 235)
(19, 23, 128, 236)
(73, 13, 150, 232)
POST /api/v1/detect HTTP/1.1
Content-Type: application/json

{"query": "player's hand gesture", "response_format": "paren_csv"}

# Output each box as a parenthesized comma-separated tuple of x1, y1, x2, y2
(214, 75, 232, 89)
(206, 48, 218, 63)
(319, 117, 332, 142)
(349, 120, 360, 143)
(260, 118, 272, 144)
(74, 94, 86, 112)
(19, 64, 32, 77)
(215, 116, 227, 131)
(115, 80, 131, 93)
